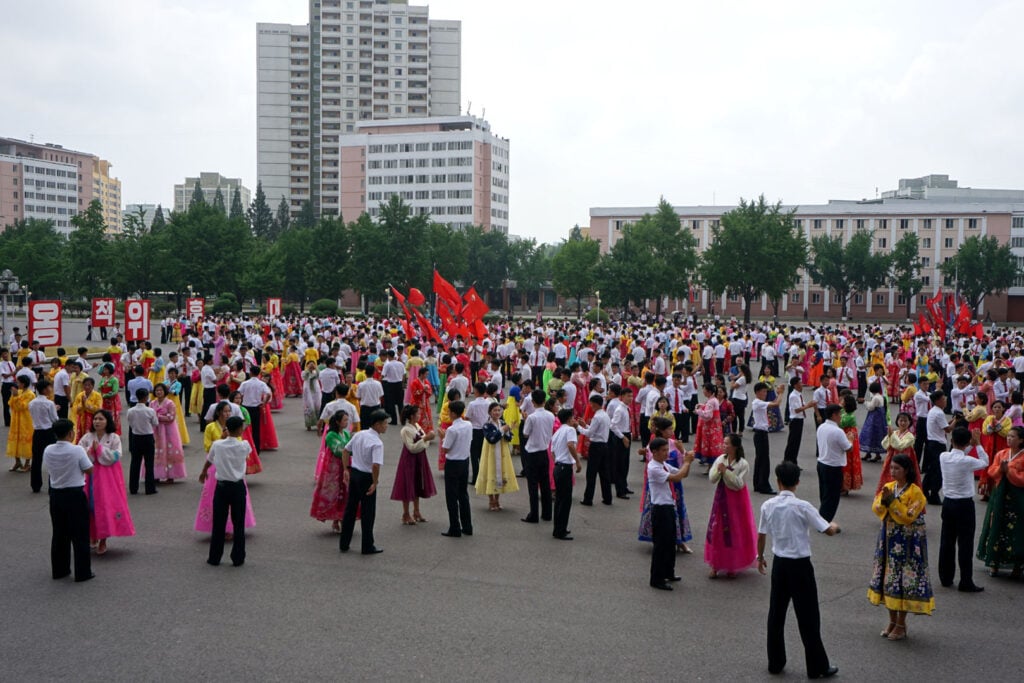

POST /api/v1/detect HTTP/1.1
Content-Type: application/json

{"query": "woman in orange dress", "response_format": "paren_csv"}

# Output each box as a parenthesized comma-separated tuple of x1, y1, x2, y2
(980, 401, 1012, 499)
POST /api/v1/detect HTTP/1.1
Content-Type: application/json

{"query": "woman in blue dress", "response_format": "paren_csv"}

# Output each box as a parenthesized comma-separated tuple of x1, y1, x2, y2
(638, 416, 693, 553)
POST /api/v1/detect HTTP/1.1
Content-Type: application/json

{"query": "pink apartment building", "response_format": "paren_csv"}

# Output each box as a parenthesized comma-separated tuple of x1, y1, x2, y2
(339, 115, 509, 232)
(590, 182, 1024, 322)
(0, 137, 98, 234)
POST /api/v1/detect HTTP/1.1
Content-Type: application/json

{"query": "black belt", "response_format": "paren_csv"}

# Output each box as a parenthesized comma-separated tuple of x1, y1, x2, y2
(554, 462, 573, 468)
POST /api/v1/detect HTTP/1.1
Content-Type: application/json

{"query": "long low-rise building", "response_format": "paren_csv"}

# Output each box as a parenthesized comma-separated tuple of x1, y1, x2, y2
(590, 176, 1024, 322)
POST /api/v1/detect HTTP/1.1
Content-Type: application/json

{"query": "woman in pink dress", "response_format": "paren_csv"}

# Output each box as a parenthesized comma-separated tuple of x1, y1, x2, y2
(310, 411, 351, 532)
(151, 383, 186, 483)
(694, 383, 723, 466)
(705, 433, 758, 578)
(259, 381, 279, 451)
(80, 410, 135, 555)
(195, 401, 256, 534)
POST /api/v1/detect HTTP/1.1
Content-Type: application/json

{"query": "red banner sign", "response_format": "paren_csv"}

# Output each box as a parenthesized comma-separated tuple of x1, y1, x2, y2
(186, 297, 205, 321)
(91, 297, 115, 327)
(28, 300, 62, 347)
(267, 297, 282, 317)
(124, 299, 150, 341)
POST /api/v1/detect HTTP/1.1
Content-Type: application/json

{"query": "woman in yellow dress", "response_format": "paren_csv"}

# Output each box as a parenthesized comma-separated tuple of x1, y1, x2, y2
(70, 377, 103, 443)
(165, 367, 191, 446)
(6, 376, 35, 471)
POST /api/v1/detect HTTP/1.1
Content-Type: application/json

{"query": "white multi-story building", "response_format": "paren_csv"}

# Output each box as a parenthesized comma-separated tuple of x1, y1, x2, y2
(173, 172, 251, 214)
(340, 116, 509, 233)
(257, 0, 462, 218)
(1, 154, 80, 232)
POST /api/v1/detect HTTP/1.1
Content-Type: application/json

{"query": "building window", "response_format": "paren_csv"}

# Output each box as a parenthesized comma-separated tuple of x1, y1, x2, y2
(919, 294, 929, 305)
(945, 218, 955, 229)
(922, 238, 931, 248)
(968, 218, 978, 229)
(832, 293, 842, 304)
(853, 294, 863, 305)
(922, 276, 931, 286)
(727, 293, 739, 302)
(922, 257, 930, 267)
(896, 294, 907, 305)
(1012, 237, 1024, 248)
(878, 219, 888, 229)
(899, 218, 910, 230)
(793, 219, 802, 229)
(944, 238, 954, 248)
(875, 293, 885, 305)
(813, 219, 823, 230)
(878, 238, 887, 248)
(922, 218, 932, 229)
(691, 220, 700, 230)
(811, 292, 821, 304)
(1012, 216, 1024, 228)
(834, 219, 844, 229)
(856, 219, 865, 229)
(790, 292, 801, 304)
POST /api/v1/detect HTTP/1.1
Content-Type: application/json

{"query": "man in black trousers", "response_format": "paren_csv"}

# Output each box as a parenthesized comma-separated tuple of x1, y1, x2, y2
(520, 389, 554, 523)
(783, 377, 811, 463)
(579, 394, 614, 507)
(28, 378, 58, 494)
(757, 462, 840, 679)
(551, 408, 581, 540)
(647, 437, 693, 591)
(199, 416, 252, 567)
(126, 389, 159, 495)
(43, 419, 94, 582)
(440, 401, 473, 537)
(938, 427, 989, 592)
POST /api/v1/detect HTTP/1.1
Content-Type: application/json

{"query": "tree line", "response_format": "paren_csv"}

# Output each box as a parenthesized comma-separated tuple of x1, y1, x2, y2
(1, 189, 1015, 321)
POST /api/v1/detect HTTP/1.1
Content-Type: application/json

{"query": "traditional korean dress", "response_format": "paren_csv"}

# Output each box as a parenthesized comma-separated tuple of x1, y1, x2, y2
(283, 352, 303, 397)
(194, 422, 256, 533)
(71, 389, 103, 443)
(98, 376, 121, 434)
(391, 423, 438, 502)
(6, 388, 34, 460)
(310, 429, 351, 523)
(151, 397, 186, 480)
(475, 419, 519, 496)
(841, 410, 863, 492)
(704, 454, 757, 573)
(877, 429, 919, 495)
(80, 430, 135, 542)
(977, 448, 1024, 575)
(694, 397, 723, 465)
(868, 481, 934, 615)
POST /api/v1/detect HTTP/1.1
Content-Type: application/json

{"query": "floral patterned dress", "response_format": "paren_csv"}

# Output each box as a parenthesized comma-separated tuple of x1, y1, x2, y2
(310, 429, 351, 522)
(868, 481, 934, 615)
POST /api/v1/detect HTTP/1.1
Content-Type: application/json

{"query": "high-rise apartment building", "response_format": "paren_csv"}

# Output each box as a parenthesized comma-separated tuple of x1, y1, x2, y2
(257, 0, 462, 218)
(340, 115, 509, 233)
(173, 172, 251, 213)
(0, 137, 101, 235)
(123, 203, 168, 231)
(92, 158, 122, 233)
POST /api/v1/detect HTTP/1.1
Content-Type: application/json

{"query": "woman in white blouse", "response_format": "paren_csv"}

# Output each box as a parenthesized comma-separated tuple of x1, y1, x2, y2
(391, 404, 437, 525)
(704, 433, 758, 578)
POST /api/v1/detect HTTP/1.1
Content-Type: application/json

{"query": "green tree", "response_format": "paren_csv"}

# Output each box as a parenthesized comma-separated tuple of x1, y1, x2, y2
(165, 204, 252, 300)
(699, 196, 807, 323)
(296, 199, 316, 229)
(349, 197, 431, 309)
(189, 180, 206, 210)
(464, 226, 511, 304)
(247, 181, 274, 239)
(551, 234, 600, 318)
(807, 230, 890, 318)
(940, 235, 1019, 315)
(596, 231, 644, 311)
(66, 200, 110, 298)
(110, 210, 165, 299)
(229, 188, 245, 222)
(305, 216, 350, 302)
(888, 232, 923, 319)
(212, 187, 226, 215)
(425, 222, 468, 287)
(0, 219, 66, 297)
(275, 196, 291, 235)
(507, 238, 549, 311)
(151, 205, 166, 232)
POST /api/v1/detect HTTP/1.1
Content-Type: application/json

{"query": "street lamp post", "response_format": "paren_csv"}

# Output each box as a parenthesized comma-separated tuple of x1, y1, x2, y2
(595, 290, 601, 324)
(0, 269, 21, 337)
(385, 289, 391, 318)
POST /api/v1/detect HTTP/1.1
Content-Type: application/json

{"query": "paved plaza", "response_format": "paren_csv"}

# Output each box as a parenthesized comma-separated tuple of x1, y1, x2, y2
(0, 321, 1016, 681)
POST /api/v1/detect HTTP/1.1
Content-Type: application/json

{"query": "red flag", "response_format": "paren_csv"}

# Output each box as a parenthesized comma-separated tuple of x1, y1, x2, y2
(437, 300, 456, 332)
(433, 270, 461, 308)
(913, 321, 922, 337)
(955, 303, 972, 335)
(973, 322, 985, 340)
(472, 318, 488, 341)
(390, 286, 406, 306)
(461, 286, 490, 323)
(413, 309, 441, 343)
(919, 312, 931, 334)
(408, 287, 426, 307)
(400, 317, 414, 340)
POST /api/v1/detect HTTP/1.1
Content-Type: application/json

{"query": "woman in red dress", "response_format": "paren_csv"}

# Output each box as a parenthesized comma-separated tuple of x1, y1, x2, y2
(409, 366, 434, 431)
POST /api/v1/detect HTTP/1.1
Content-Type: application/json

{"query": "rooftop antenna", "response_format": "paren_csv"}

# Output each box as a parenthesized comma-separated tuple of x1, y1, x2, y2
(481, 107, 486, 120)
(29, 133, 34, 143)
(466, 101, 472, 116)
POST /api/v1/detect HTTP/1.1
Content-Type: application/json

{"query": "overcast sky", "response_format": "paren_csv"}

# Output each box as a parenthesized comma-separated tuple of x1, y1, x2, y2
(4, 1, 1022, 244)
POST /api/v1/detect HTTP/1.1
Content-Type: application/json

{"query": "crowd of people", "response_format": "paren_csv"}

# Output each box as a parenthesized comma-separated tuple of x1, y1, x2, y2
(6, 311, 1024, 677)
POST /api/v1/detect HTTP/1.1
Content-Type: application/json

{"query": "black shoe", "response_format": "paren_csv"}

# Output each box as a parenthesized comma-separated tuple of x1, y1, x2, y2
(53, 571, 71, 580)
(145, 490, 158, 495)
(463, 530, 473, 536)
(580, 500, 593, 506)
(810, 666, 839, 679)
(602, 500, 612, 505)
(31, 488, 40, 494)
(941, 582, 953, 588)
(927, 497, 942, 505)
(616, 494, 631, 500)
(541, 516, 552, 522)
(650, 582, 673, 591)
(362, 547, 383, 555)
(668, 576, 682, 582)
(757, 489, 778, 495)
(232, 561, 244, 567)
(553, 534, 574, 541)
(339, 546, 349, 553)
(625, 489, 635, 495)
(74, 573, 96, 583)
(516, 471, 525, 477)
(958, 584, 984, 593)
(520, 516, 538, 524)
(441, 531, 461, 538)
(207, 559, 220, 566)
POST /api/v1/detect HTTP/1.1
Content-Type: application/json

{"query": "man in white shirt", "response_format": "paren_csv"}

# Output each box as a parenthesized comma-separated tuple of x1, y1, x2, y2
(43, 419, 94, 582)
(126, 388, 159, 495)
(816, 404, 852, 522)
(199, 354, 219, 431)
(380, 350, 406, 425)
(51, 362, 70, 419)
(579, 395, 613, 506)
(757, 461, 840, 679)
(318, 357, 341, 414)
(783, 377, 812, 464)
(606, 384, 633, 499)
(239, 368, 272, 455)
(551, 408, 581, 540)
(924, 391, 952, 505)
(356, 366, 385, 427)
(440, 401, 474, 537)
(938, 427, 989, 592)
(464, 382, 493, 486)
(339, 409, 388, 555)
(751, 382, 784, 495)
(647, 436, 694, 591)
(520, 389, 555, 524)
(318, 383, 359, 433)
(28, 378, 59, 494)
(199, 416, 252, 567)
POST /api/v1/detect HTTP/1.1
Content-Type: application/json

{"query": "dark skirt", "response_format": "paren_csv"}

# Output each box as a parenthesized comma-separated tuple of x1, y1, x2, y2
(390, 446, 438, 502)
(977, 479, 1024, 569)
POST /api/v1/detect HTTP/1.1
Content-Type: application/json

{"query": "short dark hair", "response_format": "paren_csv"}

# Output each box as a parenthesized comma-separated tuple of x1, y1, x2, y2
(775, 461, 801, 487)
(649, 437, 669, 452)
(589, 394, 604, 407)
(53, 418, 75, 440)
(891, 453, 918, 486)
(369, 409, 389, 425)
(557, 407, 574, 423)
(225, 416, 245, 433)
(950, 427, 972, 448)
(449, 400, 465, 417)
(753, 381, 768, 393)
(822, 404, 843, 421)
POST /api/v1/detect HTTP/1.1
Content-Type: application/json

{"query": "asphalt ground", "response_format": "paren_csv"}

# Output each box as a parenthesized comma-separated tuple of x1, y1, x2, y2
(0, 321, 1018, 681)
